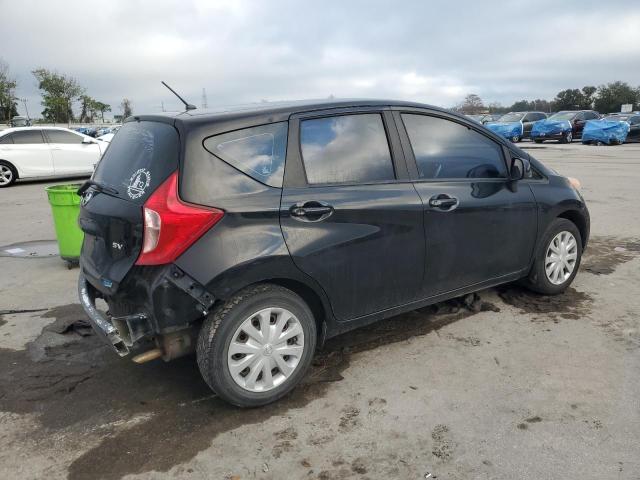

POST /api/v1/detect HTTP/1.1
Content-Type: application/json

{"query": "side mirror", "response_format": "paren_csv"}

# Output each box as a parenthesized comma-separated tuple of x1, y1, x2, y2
(510, 157, 531, 180)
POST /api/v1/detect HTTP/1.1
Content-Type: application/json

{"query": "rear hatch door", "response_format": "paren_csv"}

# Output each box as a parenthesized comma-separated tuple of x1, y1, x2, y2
(79, 120, 179, 294)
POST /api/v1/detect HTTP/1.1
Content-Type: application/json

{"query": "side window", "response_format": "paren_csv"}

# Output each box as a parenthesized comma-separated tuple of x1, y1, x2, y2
(11, 130, 45, 144)
(0, 134, 13, 144)
(523, 113, 533, 122)
(630, 116, 640, 125)
(203, 122, 288, 188)
(575, 112, 586, 121)
(300, 113, 395, 185)
(535, 113, 546, 121)
(46, 130, 84, 144)
(402, 114, 507, 180)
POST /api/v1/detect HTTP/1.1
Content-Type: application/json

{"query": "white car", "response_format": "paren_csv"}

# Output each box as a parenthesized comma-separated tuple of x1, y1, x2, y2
(0, 127, 106, 187)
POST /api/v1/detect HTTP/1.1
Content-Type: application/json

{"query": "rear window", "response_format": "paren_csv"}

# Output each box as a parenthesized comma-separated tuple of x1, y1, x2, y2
(93, 121, 179, 203)
(0, 134, 13, 144)
(203, 122, 288, 188)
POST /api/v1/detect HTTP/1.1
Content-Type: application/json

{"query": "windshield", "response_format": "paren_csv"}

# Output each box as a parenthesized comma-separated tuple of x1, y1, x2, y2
(549, 112, 576, 121)
(498, 113, 524, 123)
(93, 121, 179, 203)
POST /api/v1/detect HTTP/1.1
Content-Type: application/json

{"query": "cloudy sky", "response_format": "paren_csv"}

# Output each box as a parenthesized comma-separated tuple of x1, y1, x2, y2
(1, 0, 639, 119)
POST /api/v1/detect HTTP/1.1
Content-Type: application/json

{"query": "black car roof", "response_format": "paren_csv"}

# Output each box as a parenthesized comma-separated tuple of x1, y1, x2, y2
(128, 98, 452, 127)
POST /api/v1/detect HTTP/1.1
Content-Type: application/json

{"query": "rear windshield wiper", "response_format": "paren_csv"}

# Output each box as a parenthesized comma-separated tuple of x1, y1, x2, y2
(78, 180, 119, 197)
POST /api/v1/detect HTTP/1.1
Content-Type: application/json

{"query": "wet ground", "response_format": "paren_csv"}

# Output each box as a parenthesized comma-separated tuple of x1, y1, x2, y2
(1, 144, 640, 479)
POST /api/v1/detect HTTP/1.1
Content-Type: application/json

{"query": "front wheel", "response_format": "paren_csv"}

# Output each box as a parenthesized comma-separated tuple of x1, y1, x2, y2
(511, 135, 521, 143)
(524, 218, 582, 295)
(561, 132, 573, 144)
(197, 284, 317, 407)
(0, 161, 17, 187)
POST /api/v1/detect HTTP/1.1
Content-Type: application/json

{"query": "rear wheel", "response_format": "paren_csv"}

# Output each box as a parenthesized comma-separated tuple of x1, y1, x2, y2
(0, 161, 17, 187)
(524, 218, 582, 295)
(197, 283, 317, 407)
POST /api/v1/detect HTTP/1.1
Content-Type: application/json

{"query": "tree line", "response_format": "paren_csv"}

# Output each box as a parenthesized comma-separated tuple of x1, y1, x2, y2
(456, 82, 640, 115)
(0, 58, 133, 123)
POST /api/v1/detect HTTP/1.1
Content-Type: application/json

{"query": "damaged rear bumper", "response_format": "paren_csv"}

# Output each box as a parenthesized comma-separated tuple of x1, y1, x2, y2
(78, 273, 130, 356)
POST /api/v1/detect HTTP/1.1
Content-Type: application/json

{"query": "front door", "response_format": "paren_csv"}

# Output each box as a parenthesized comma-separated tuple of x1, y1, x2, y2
(522, 113, 536, 137)
(280, 110, 425, 321)
(396, 110, 537, 297)
(0, 129, 53, 177)
(44, 129, 100, 175)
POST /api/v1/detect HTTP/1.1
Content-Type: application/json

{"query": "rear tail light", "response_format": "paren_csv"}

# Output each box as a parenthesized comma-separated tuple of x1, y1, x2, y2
(136, 171, 224, 265)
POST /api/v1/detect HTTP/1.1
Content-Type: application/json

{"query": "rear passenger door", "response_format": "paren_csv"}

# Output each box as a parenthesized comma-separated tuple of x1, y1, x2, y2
(522, 113, 536, 137)
(573, 112, 587, 136)
(395, 110, 537, 298)
(280, 109, 425, 321)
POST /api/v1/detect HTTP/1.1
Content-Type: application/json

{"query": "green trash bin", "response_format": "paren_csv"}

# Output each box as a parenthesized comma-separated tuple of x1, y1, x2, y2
(45, 184, 84, 265)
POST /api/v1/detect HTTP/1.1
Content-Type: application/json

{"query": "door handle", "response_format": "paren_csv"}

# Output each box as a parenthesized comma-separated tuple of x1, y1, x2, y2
(428, 194, 459, 211)
(290, 202, 334, 222)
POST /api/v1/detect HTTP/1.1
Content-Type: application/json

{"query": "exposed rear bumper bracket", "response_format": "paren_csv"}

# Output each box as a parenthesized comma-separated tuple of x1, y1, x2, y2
(78, 274, 130, 357)
(166, 265, 215, 313)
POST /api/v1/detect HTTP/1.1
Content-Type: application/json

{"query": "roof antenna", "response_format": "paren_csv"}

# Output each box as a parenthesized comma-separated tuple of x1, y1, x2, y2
(161, 81, 196, 111)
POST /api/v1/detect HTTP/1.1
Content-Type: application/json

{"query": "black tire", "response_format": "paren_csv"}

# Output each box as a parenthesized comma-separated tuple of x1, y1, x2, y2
(0, 160, 18, 188)
(511, 135, 521, 143)
(534, 139, 544, 144)
(524, 218, 582, 295)
(560, 132, 573, 144)
(197, 283, 317, 407)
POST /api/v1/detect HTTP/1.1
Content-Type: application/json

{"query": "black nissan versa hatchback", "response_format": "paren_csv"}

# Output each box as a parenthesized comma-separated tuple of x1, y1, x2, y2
(78, 99, 589, 407)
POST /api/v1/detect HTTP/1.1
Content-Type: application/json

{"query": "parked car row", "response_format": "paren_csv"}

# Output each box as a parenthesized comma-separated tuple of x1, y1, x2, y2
(0, 127, 106, 187)
(467, 109, 638, 145)
(74, 125, 121, 138)
(530, 110, 601, 143)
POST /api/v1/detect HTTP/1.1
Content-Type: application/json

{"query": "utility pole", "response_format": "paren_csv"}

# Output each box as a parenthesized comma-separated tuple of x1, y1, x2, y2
(21, 98, 30, 120)
(202, 88, 208, 109)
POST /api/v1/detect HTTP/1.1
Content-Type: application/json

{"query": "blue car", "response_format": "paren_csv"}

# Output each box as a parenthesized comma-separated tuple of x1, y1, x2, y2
(581, 118, 631, 145)
(531, 110, 600, 144)
(486, 111, 547, 143)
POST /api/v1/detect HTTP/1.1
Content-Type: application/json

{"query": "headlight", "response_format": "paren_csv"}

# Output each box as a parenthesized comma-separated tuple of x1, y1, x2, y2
(567, 177, 581, 190)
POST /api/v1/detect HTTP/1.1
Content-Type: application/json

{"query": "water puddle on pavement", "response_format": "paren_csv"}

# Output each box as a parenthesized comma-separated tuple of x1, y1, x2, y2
(0, 240, 58, 258)
(0, 295, 497, 480)
(580, 236, 640, 275)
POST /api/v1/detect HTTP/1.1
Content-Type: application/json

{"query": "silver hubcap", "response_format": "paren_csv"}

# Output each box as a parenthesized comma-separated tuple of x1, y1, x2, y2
(0, 166, 12, 185)
(545, 231, 578, 285)
(566, 133, 572, 143)
(228, 307, 305, 393)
